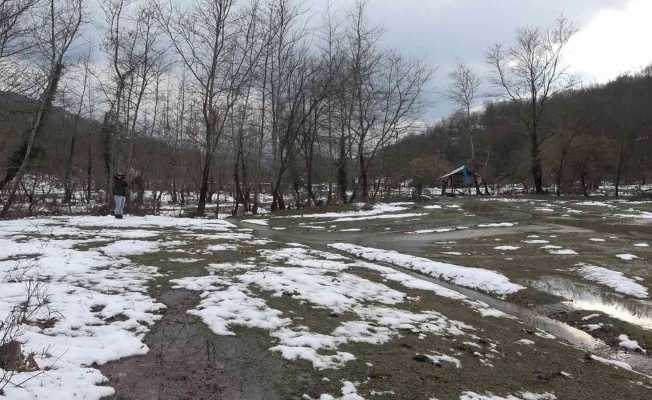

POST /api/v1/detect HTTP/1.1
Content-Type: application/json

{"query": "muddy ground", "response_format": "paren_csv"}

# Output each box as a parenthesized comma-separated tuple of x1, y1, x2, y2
(97, 197, 652, 399)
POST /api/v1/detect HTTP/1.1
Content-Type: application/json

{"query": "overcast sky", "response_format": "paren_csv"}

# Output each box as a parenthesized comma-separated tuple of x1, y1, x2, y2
(305, 0, 652, 121)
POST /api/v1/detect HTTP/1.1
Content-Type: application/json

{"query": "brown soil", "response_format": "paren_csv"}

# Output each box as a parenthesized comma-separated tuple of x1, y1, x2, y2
(98, 289, 285, 400)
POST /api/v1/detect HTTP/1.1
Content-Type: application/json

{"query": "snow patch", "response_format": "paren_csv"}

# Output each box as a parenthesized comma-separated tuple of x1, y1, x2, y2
(494, 246, 520, 251)
(242, 219, 269, 226)
(548, 249, 578, 256)
(616, 254, 639, 261)
(329, 243, 524, 296)
(100, 240, 161, 256)
(590, 355, 633, 371)
(577, 264, 648, 298)
(478, 222, 516, 228)
(460, 392, 557, 400)
(618, 334, 645, 353)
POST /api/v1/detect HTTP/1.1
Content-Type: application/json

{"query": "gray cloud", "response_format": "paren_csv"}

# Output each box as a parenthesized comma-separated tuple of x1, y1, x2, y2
(84, 0, 628, 122)
(306, 0, 626, 121)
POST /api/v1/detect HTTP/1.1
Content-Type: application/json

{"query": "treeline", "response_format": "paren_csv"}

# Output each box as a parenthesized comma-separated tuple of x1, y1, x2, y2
(0, 0, 430, 216)
(380, 68, 652, 197)
(3, 2, 650, 219)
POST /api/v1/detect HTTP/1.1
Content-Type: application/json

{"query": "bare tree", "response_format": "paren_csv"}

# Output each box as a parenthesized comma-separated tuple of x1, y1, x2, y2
(98, 0, 140, 203)
(0, 0, 84, 214)
(487, 17, 576, 194)
(0, 0, 39, 78)
(319, 2, 346, 204)
(346, 0, 431, 203)
(447, 63, 481, 160)
(158, 0, 264, 216)
(123, 1, 166, 173)
(63, 53, 92, 204)
(264, 0, 316, 211)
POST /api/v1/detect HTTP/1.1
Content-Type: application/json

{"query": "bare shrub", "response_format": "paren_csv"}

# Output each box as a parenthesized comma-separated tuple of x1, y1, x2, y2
(0, 263, 60, 394)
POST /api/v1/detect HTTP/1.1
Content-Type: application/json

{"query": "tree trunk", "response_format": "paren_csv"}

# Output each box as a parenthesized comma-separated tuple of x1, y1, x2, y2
(101, 112, 116, 206)
(580, 171, 589, 197)
(64, 113, 82, 204)
(530, 98, 544, 194)
(86, 139, 93, 203)
(531, 140, 544, 194)
(614, 137, 626, 197)
(197, 152, 212, 216)
(359, 153, 369, 203)
(555, 165, 563, 198)
(1, 63, 64, 215)
(337, 133, 348, 204)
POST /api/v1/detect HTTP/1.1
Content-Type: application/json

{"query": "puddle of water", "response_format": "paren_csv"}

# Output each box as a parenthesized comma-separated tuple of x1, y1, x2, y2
(531, 276, 652, 331)
(380, 266, 652, 377)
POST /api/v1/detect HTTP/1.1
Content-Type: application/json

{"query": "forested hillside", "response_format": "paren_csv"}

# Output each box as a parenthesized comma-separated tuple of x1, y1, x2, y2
(0, 91, 203, 206)
(383, 69, 652, 196)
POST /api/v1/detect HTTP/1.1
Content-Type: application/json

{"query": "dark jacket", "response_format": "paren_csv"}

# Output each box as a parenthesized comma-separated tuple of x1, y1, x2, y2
(113, 176, 128, 196)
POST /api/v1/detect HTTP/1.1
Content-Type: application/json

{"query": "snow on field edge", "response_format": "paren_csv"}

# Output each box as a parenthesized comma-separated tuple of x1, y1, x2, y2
(329, 243, 524, 296)
(576, 264, 648, 299)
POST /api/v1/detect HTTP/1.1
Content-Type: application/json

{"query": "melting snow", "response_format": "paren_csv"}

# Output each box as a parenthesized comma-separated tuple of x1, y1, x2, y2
(576, 264, 648, 298)
(0, 215, 241, 399)
(100, 240, 161, 256)
(618, 334, 645, 353)
(477, 223, 516, 228)
(523, 240, 550, 244)
(173, 244, 485, 371)
(460, 391, 557, 400)
(614, 211, 652, 220)
(329, 243, 524, 296)
(333, 213, 426, 222)
(616, 254, 639, 261)
(282, 203, 408, 219)
(242, 219, 269, 226)
(412, 228, 456, 234)
(590, 355, 633, 371)
(425, 353, 462, 368)
(207, 243, 239, 252)
(548, 249, 578, 256)
(173, 244, 478, 370)
(576, 201, 614, 208)
(314, 381, 365, 400)
(494, 246, 520, 251)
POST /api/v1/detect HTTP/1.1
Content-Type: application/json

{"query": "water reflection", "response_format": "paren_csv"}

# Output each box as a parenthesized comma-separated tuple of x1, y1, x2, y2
(532, 276, 652, 330)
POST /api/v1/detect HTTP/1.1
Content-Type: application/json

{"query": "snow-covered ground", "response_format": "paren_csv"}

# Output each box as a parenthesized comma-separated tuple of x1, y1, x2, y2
(0, 211, 526, 398)
(2, 198, 651, 399)
(329, 243, 524, 296)
(0, 216, 237, 399)
(172, 244, 511, 371)
(280, 203, 412, 220)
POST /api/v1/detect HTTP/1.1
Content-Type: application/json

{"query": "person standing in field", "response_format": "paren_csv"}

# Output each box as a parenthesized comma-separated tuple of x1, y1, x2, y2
(113, 174, 128, 219)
